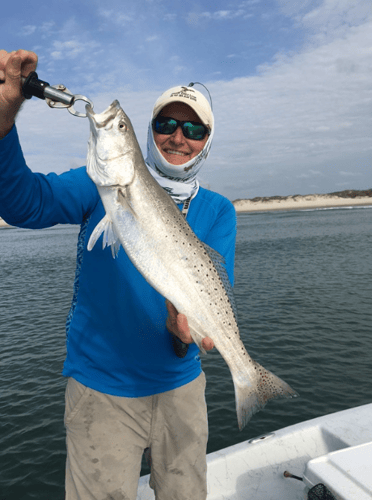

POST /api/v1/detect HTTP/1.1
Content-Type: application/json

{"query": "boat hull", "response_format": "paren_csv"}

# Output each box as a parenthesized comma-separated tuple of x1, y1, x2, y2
(137, 403, 372, 499)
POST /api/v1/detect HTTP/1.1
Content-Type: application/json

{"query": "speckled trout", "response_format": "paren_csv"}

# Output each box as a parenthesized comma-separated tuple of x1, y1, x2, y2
(85, 100, 298, 430)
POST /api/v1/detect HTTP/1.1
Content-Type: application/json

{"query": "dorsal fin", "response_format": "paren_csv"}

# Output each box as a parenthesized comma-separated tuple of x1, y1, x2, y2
(203, 243, 238, 324)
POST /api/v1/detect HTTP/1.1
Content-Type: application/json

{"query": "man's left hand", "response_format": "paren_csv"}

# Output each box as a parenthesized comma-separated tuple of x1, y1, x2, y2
(165, 300, 214, 351)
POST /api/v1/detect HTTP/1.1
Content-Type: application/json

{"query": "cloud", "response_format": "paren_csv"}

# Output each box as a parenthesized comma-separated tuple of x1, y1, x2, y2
(40, 21, 56, 37)
(204, 10, 246, 20)
(9, 0, 372, 201)
(163, 13, 177, 22)
(50, 40, 100, 60)
(186, 5, 255, 26)
(98, 9, 134, 25)
(339, 171, 363, 177)
(275, 0, 322, 18)
(203, 8, 372, 197)
(22, 25, 37, 36)
(297, 169, 326, 179)
(279, 0, 372, 44)
(18, 20, 56, 40)
(239, 0, 261, 5)
(18, 3, 372, 201)
(145, 35, 159, 42)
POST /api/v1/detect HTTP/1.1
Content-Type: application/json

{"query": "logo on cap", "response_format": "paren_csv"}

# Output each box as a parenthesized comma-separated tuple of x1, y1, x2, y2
(170, 87, 197, 102)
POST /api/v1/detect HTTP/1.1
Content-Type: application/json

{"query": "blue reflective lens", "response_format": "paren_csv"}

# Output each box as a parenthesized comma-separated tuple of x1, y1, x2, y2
(153, 117, 208, 141)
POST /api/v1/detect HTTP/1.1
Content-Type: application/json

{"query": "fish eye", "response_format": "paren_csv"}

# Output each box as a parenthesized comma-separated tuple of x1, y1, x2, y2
(119, 121, 127, 131)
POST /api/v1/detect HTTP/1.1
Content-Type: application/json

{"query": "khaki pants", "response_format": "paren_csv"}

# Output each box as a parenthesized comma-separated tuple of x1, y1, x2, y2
(64, 374, 208, 500)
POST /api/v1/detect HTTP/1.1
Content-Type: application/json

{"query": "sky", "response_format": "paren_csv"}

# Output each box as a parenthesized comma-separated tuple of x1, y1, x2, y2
(2, 0, 372, 200)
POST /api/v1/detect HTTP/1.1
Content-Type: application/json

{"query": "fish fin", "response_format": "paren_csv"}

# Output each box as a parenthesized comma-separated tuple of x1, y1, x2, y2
(203, 243, 226, 266)
(87, 215, 121, 258)
(110, 240, 121, 258)
(232, 360, 299, 431)
(203, 243, 239, 323)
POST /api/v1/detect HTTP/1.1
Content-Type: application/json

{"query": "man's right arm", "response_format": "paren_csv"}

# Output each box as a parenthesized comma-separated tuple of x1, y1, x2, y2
(0, 126, 99, 228)
(0, 49, 99, 228)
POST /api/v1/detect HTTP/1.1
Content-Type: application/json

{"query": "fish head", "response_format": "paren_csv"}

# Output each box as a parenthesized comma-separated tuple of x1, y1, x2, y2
(86, 100, 138, 187)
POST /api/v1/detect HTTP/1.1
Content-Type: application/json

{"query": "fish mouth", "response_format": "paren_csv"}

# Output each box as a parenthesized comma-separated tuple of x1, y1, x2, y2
(96, 150, 133, 163)
(86, 100, 122, 128)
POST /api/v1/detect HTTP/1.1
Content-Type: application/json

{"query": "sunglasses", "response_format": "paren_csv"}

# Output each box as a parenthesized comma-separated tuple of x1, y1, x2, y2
(153, 116, 209, 141)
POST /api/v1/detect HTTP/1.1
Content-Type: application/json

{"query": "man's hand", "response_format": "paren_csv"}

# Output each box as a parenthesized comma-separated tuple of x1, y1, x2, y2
(0, 49, 38, 138)
(165, 300, 214, 351)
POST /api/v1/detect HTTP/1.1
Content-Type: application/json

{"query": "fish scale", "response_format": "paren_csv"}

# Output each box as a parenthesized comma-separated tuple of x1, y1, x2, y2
(85, 100, 298, 430)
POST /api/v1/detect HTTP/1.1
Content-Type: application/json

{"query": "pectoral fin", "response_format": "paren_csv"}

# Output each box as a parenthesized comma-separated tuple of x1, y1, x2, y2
(87, 215, 121, 258)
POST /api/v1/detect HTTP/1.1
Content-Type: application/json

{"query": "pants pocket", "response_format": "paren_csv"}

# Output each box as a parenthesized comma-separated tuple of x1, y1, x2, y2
(64, 378, 91, 426)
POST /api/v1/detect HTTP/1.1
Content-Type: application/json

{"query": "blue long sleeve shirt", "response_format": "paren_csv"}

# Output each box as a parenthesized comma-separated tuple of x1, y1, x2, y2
(0, 126, 237, 397)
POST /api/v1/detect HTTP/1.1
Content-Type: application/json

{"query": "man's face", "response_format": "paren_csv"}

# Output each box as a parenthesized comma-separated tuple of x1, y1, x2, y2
(153, 102, 208, 166)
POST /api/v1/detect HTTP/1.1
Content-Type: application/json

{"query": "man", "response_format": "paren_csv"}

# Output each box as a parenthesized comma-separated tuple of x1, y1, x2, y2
(0, 49, 236, 500)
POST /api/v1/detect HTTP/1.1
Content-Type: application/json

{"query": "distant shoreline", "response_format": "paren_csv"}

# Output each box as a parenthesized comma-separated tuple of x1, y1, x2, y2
(233, 189, 372, 213)
(2, 190, 372, 227)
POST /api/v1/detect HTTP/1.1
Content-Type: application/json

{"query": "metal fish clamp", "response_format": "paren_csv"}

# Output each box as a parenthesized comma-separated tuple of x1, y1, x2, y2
(22, 71, 93, 117)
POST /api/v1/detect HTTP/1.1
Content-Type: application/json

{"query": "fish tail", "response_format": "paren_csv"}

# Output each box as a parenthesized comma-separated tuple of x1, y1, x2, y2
(232, 361, 299, 431)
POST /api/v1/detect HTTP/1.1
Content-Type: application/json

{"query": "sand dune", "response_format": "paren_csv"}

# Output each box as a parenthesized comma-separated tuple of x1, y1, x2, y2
(233, 190, 372, 213)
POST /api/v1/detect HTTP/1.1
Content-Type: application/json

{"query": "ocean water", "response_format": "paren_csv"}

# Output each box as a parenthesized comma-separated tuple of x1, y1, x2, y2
(1, 206, 371, 499)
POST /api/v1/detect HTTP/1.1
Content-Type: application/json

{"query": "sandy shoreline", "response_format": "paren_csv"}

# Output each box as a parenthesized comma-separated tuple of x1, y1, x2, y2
(1, 193, 372, 227)
(233, 194, 372, 213)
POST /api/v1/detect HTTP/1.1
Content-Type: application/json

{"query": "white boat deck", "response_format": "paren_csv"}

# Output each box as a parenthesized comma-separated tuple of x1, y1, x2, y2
(137, 403, 372, 499)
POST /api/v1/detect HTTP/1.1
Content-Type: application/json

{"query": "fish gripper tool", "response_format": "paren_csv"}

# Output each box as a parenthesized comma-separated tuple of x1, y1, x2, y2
(22, 71, 93, 117)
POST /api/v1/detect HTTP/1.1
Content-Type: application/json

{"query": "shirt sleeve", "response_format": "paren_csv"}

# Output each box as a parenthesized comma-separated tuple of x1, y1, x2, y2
(203, 197, 237, 287)
(0, 126, 99, 228)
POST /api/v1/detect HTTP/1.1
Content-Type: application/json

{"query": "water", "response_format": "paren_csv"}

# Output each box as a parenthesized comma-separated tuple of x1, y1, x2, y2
(1, 207, 371, 499)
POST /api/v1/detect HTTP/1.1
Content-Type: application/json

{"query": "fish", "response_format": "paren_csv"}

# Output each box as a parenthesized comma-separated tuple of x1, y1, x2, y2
(85, 100, 298, 430)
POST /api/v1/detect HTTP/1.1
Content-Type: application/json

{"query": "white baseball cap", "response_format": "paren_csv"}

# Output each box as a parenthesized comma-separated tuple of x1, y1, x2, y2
(152, 85, 214, 130)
